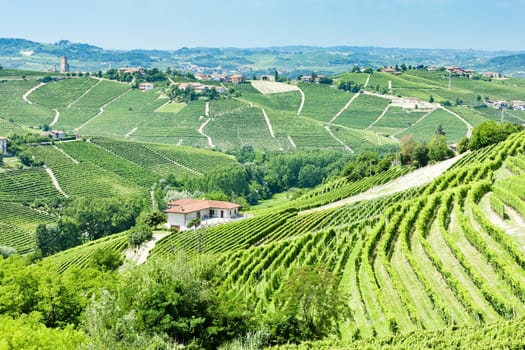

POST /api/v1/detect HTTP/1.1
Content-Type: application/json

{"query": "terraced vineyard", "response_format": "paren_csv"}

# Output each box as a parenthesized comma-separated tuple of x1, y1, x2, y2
(90, 137, 236, 177)
(150, 130, 525, 342)
(42, 232, 129, 273)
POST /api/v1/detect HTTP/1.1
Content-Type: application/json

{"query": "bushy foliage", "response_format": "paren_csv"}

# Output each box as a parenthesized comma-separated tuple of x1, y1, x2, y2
(127, 224, 153, 247)
(84, 256, 254, 349)
(468, 121, 523, 150)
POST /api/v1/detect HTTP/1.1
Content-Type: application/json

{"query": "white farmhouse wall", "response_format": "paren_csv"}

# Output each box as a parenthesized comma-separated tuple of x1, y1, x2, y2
(167, 213, 186, 229)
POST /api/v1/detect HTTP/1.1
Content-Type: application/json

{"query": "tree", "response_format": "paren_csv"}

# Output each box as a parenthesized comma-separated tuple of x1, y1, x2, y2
(188, 217, 201, 229)
(35, 223, 61, 257)
(429, 95, 434, 103)
(468, 121, 522, 150)
(298, 164, 323, 188)
(413, 142, 429, 167)
(436, 123, 446, 136)
(268, 264, 350, 344)
(84, 256, 253, 349)
(428, 134, 452, 161)
(141, 211, 166, 229)
(127, 224, 153, 247)
(399, 134, 416, 164)
(90, 248, 124, 271)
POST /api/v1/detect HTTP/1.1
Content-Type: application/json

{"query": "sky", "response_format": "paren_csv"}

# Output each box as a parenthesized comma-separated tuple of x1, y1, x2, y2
(1, 0, 524, 51)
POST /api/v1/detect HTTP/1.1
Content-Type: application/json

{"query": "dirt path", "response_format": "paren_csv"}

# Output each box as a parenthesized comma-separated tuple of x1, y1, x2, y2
(296, 87, 305, 115)
(124, 232, 170, 265)
(324, 125, 354, 153)
(44, 166, 69, 198)
(367, 104, 391, 129)
(22, 82, 45, 105)
(440, 106, 473, 138)
(391, 108, 437, 138)
(288, 135, 297, 150)
(125, 127, 138, 138)
(261, 108, 275, 138)
(364, 74, 371, 88)
(197, 118, 215, 148)
(49, 108, 60, 127)
(52, 144, 79, 164)
(301, 152, 466, 214)
(67, 79, 101, 108)
(205, 101, 210, 117)
(330, 92, 361, 123)
(75, 89, 130, 132)
(481, 194, 525, 239)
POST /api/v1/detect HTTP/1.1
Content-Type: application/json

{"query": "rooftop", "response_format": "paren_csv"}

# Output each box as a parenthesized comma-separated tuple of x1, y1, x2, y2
(164, 199, 241, 214)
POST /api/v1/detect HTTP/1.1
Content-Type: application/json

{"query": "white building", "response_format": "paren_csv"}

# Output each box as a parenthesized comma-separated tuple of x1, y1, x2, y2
(139, 82, 154, 91)
(164, 199, 241, 231)
(0, 136, 6, 154)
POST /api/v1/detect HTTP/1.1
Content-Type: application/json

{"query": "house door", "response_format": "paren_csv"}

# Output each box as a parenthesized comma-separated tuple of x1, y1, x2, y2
(197, 211, 201, 219)
(220, 210, 224, 218)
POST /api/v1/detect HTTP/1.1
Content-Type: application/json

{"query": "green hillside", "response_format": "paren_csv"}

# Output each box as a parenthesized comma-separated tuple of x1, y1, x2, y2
(149, 130, 525, 342)
(1, 69, 525, 153)
(3, 67, 525, 348)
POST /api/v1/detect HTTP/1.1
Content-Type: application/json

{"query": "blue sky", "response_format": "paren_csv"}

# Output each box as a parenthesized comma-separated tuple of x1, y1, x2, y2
(1, 0, 524, 51)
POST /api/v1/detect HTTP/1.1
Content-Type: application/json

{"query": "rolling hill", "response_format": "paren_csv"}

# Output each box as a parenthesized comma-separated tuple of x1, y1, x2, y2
(2, 65, 525, 348)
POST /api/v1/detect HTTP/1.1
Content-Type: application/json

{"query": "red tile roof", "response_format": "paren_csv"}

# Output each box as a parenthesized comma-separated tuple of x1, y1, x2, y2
(164, 199, 241, 214)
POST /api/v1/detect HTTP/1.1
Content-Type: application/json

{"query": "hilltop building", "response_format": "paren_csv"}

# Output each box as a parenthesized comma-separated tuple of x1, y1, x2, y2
(164, 199, 241, 231)
(139, 82, 154, 91)
(60, 56, 69, 73)
(230, 74, 246, 84)
(0, 136, 7, 154)
(118, 67, 145, 74)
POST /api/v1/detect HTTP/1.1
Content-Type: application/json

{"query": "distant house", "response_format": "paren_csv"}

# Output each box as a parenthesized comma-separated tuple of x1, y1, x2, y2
(164, 199, 241, 231)
(230, 74, 246, 84)
(512, 101, 525, 111)
(260, 75, 275, 81)
(0, 136, 7, 154)
(382, 67, 399, 74)
(118, 67, 145, 74)
(210, 73, 228, 82)
(483, 71, 501, 78)
(49, 130, 66, 139)
(300, 75, 312, 82)
(139, 82, 154, 91)
(491, 100, 508, 109)
(195, 73, 208, 80)
(427, 66, 440, 71)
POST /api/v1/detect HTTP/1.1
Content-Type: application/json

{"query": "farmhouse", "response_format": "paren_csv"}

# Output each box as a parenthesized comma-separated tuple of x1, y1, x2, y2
(0, 136, 6, 154)
(300, 75, 313, 82)
(230, 74, 246, 84)
(45, 130, 66, 139)
(139, 82, 154, 91)
(164, 199, 241, 231)
(483, 71, 501, 78)
(382, 67, 400, 74)
(512, 101, 525, 111)
(118, 67, 145, 74)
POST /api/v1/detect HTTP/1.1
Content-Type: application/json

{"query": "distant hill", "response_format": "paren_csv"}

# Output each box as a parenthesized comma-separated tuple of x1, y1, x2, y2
(488, 54, 525, 76)
(1, 37, 524, 76)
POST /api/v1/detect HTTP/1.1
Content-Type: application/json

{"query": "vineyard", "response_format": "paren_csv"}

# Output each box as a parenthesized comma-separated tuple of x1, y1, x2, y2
(42, 232, 129, 273)
(148, 130, 525, 344)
